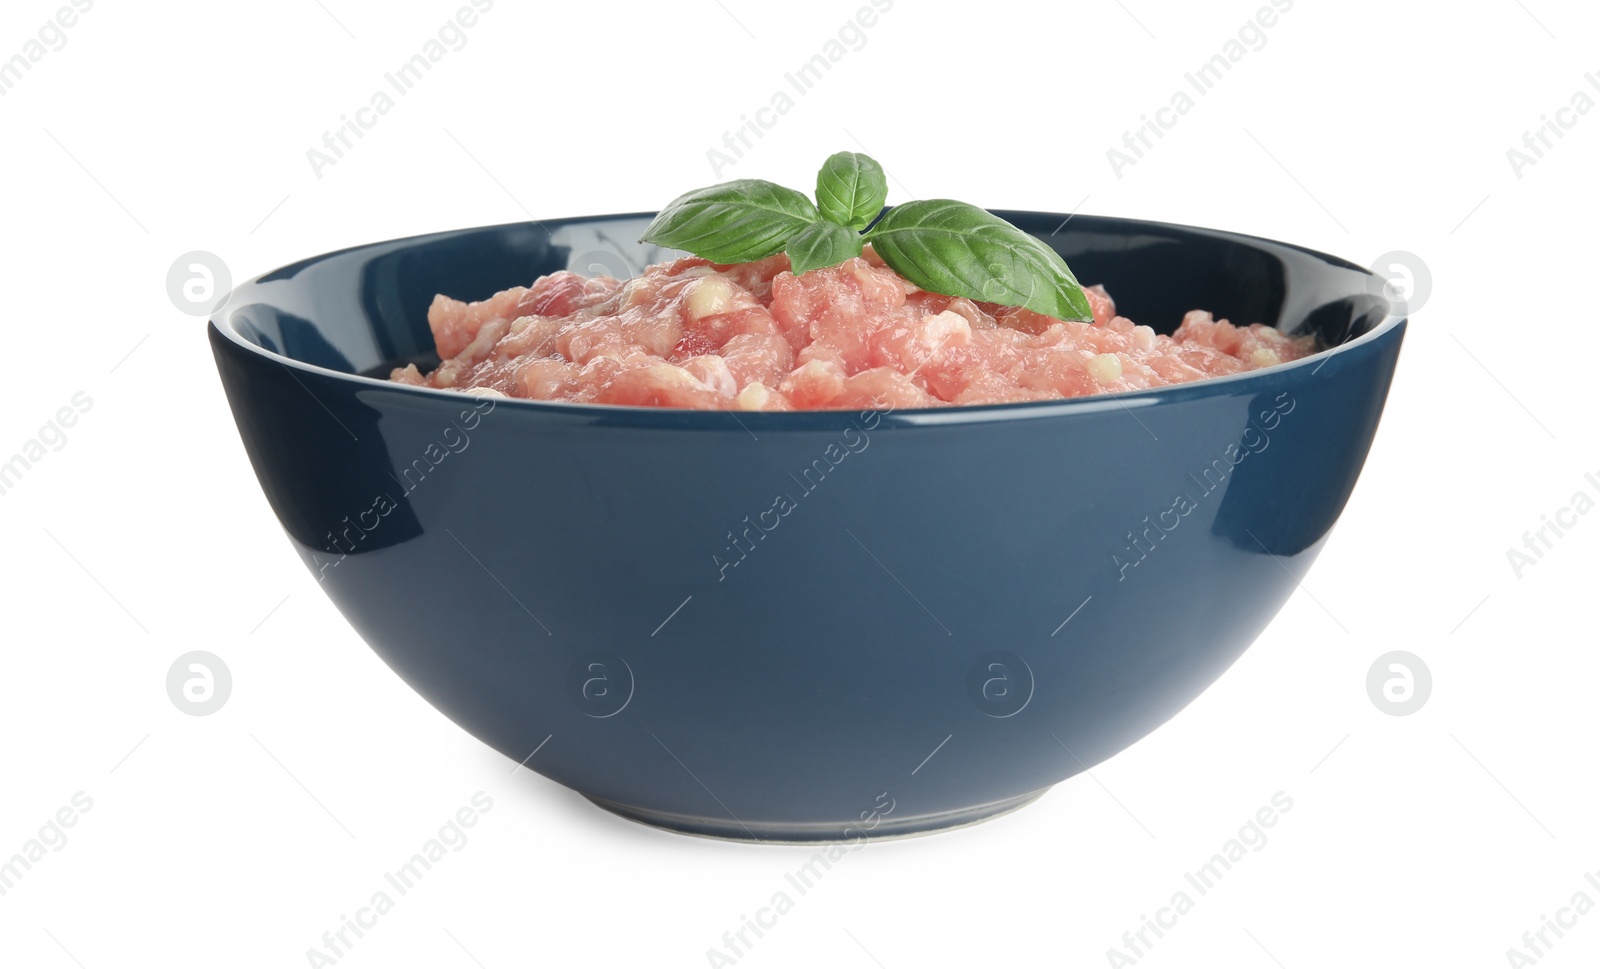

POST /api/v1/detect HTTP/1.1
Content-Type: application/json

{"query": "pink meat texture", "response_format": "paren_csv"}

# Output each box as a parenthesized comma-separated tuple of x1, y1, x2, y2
(390, 247, 1315, 410)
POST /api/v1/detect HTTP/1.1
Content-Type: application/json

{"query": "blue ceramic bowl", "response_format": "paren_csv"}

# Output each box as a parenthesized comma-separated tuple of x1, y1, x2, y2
(210, 212, 1405, 842)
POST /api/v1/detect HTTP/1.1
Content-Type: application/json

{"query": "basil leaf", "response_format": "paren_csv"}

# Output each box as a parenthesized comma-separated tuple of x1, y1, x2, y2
(864, 199, 1093, 322)
(815, 151, 888, 230)
(639, 179, 819, 263)
(785, 220, 864, 276)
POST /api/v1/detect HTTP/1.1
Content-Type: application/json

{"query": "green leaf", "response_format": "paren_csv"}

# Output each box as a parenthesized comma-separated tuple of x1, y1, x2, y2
(785, 220, 864, 276)
(863, 200, 1093, 321)
(639, 179, 819, 263)
(815, 151, 888, 230)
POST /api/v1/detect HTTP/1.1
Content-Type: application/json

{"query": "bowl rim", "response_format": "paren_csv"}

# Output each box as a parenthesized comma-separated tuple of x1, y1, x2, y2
(210, 211, 1406, 428)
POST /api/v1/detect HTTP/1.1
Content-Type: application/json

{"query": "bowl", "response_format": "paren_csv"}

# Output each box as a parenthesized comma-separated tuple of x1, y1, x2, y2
(209, 211, 1405, 842)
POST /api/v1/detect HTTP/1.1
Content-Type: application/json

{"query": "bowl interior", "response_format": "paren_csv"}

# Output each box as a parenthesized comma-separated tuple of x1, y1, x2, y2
(219, 212, 1394, 380)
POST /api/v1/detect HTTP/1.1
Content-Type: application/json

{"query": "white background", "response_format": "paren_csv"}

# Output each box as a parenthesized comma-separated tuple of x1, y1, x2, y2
(2, 0, 1596, 966)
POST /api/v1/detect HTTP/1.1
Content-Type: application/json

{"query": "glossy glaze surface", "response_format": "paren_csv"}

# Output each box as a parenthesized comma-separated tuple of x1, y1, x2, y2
(210, 212, 1405, 841)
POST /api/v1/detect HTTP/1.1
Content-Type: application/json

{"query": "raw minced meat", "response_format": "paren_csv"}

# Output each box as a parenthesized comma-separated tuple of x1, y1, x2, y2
(390, 246, 1314, 410)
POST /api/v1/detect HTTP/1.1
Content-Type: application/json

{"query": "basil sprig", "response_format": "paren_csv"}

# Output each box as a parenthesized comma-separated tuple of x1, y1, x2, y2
(639, 151, 1092, 322)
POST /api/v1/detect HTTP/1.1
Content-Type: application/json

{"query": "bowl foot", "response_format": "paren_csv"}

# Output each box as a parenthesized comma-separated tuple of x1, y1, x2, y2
(584, 787, 1052, 844)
